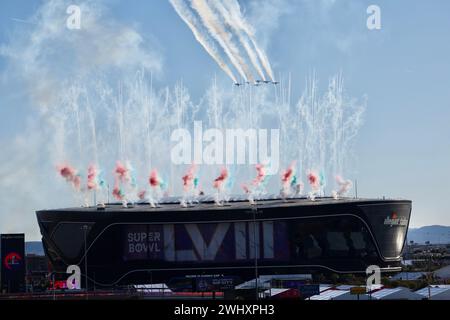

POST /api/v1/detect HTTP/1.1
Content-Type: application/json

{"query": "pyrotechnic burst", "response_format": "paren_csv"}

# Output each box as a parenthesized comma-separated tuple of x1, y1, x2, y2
(112, 184, 125, 201)
(58, 164, 82, 191)
(181, 164, 198, 207)
(113, 161, 137, 207)
(332, 175, 353, 199)
(213, 167, 229, 206)
(87, 165, 99, 191)
(241, 164, 268, 205)
(307, 170, 321, 201)
(146, 169, 165, 208)
(280, 162, 296, 200)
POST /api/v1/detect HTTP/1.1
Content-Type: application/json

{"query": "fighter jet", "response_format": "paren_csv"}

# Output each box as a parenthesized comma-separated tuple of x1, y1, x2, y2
(272, 81, 279, 85)
(234, 82, 243, 87)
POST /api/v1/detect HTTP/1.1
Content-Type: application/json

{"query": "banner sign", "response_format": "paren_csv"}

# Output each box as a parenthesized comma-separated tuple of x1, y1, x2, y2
(196, 276, 236, 292)
(123, 221, 289, 263)
(1, 234, 25, 293)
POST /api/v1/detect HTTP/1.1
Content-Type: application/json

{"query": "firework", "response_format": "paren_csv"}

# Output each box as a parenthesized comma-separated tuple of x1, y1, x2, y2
(280, 162, 296, 199)
(87, 165, 98, 190)
(332, 175, 353, 199)
(58, 164, 82, 191)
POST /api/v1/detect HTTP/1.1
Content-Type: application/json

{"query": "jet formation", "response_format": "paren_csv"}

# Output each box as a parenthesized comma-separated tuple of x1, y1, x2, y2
(234, 80, 278, 87)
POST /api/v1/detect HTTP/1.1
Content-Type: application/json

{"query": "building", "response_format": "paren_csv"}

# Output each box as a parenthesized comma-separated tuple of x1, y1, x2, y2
(36, 197, 412, 288)
(25, 254, 50, 292)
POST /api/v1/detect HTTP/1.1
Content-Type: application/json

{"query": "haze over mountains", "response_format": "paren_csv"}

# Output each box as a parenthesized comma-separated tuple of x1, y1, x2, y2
(407, 225, 450, 244)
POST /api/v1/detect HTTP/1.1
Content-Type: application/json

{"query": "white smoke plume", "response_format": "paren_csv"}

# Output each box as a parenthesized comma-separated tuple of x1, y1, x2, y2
(170, 0, 276, 83)
(332, 175, 353, 199)
(169, 0, 238, 83)
(210, 1, 266, 81)
(221, 0, 275, 82)
(190, 0, 254, 82)
(0, 0, 366, 242)
(0, 0, 163, 239)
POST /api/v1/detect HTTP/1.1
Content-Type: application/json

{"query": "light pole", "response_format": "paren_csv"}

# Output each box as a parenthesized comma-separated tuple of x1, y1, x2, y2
(252, 205, 259, 300)
(52, 273, 56, 301)
(82, 225, 89, 300)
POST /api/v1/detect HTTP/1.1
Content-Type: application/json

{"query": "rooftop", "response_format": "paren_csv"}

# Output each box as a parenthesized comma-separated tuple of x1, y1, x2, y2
(38, 196, 409, 213)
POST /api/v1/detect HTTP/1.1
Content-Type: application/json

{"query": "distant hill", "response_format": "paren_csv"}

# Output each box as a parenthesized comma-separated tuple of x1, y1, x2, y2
(25, 241, 45, 256)
(407, 225, 450, 244)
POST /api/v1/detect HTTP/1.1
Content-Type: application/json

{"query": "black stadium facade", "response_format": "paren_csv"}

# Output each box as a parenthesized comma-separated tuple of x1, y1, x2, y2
(36, 197, 411, 288)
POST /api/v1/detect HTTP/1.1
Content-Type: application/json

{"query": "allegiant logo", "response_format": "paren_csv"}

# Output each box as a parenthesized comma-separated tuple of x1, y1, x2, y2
(3, 252, 22, 270)
(383, 213, 408, 227)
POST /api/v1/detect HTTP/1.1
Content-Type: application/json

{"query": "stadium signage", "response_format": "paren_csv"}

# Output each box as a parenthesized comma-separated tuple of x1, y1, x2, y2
(383, 213, 408, 227)
(124, 221, 289, 262)
(3, 252, 22, 270)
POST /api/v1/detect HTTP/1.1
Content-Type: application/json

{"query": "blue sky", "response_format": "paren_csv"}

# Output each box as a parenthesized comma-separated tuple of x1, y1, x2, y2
(0, 0, 449, 237)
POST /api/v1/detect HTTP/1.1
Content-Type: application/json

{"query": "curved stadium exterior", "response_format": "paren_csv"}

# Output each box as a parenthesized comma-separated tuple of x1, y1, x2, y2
(36, 196, 411, 288)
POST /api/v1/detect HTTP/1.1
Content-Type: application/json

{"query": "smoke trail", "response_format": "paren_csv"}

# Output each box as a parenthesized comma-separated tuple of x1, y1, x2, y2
(280, 161, 296, 199)
(149, 169, 163, 188)
(115, 161, 130, 183)
(87, 165, 98, 190)
(58, 164, 81, 191)
(182, 164, 196, 191)
(221, 0, 275, 82)
(112, 184, 125, 201)
(181, 164, 197, 207)
(113, 160, 137, 207)
(241, 163, 267, 204)
(252, 163, 266, 187)
(209, 1, 266, 81)
(169, 0, 238, 83)
(213, 167, 229, 189)
(213, 167, 229, 205)
(307, 170, 320, 200)
(190, 0, 254, 82)
(147, 168, 164, 207)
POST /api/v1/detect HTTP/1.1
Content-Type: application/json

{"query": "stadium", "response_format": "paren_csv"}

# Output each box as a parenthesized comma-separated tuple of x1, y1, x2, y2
(36, 196, 411, 289)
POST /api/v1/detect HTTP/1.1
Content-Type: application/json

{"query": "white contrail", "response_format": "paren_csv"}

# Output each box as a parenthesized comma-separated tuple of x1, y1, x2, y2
(11, 18, 37, 25)
(222, 0, 275, 82)
(209, 0, 266, 82)
(169, 0, 238, 83)
(190, 0, 254, 83)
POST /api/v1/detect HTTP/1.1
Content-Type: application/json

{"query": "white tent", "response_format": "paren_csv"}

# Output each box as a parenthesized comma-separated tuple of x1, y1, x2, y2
(310, 289, 349, 300)
(434, 265, 450, 280)
(370, 287, 423, 300)
(332, 291, 371, 300)
(416, 285, 450, 300)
